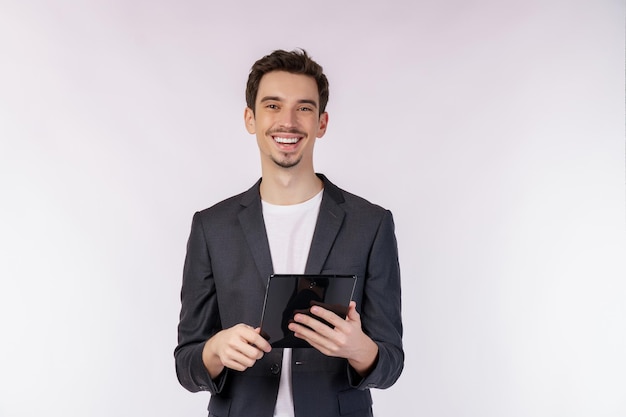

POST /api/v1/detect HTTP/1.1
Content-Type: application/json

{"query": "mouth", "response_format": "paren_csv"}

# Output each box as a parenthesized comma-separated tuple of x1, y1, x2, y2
(273, 136, 302, 145)
(267, 132, 306, 168)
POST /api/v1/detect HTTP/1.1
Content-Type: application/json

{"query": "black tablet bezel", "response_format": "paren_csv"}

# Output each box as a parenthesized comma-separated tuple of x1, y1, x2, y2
(259, 274, 357, 348)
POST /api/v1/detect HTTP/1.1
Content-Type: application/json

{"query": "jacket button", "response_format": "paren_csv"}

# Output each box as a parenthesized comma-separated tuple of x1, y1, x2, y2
(270, 363, 281, 375)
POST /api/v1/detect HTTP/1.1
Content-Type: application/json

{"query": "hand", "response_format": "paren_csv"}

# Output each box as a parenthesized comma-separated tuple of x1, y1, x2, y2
(202, 324, 272, 378)
(288, 301, 379, 376)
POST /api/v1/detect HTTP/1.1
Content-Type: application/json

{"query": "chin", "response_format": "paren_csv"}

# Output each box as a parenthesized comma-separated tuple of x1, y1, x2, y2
(272, 156, 302, 169)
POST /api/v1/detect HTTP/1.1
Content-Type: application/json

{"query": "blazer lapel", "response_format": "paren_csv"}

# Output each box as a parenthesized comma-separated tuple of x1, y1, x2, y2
(237, 175, 345, 279)
(238, 179, 274, 286)
(305, 175, 346, 274)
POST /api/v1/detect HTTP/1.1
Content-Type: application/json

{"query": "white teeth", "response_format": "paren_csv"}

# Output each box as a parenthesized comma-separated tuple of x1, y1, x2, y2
(274, 137, 300, 144)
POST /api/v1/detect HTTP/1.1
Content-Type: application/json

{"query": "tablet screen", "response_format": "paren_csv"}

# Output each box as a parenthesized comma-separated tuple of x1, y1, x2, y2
(259, 274, 357, 348)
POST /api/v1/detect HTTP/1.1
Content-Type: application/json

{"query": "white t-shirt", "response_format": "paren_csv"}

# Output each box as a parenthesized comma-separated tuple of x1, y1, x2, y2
(262, 190, 323, 417)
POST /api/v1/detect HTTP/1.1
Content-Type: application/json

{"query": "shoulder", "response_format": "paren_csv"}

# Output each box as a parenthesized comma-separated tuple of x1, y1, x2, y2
(320, 174, 390, 216)
(193, 178, 261, 222)
(197, 193, 243, 217)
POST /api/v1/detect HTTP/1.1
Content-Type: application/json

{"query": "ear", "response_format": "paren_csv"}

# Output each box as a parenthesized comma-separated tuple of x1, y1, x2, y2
(316, 112, 329, 138)
(244, 107, 256, 134)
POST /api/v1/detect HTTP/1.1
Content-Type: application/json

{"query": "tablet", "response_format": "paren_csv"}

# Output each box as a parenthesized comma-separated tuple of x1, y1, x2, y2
(259, 274, 357, 348)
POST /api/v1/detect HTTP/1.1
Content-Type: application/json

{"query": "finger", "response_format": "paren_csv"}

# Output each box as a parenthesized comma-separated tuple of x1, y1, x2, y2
(227, 335, 269, 364)
(233, 329, 271, 357)
(250, 334, 272, 353)
(308, 306, 345, 329)
(288, 321, 342, 357)
(234, 326, 272, 353)
(289, 321, 330, 348)
(223, 326, 269, 359)
(222, 349, 258, 371)
(346, 302, 360, 322)
(253, 328, 273, 352)
(234, 341, 265, 360)
(290, 314, 345, 347)
(292, 311, 337, 336)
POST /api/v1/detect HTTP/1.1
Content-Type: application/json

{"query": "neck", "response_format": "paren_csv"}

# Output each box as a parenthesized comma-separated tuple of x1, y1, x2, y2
(260, 169, 323, 205)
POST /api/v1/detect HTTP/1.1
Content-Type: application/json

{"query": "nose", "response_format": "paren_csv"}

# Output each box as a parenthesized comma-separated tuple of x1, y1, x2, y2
(278, 108, 298, 128)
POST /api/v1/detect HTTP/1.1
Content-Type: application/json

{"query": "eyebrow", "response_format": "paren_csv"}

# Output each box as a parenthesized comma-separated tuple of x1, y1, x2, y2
(259, 96, 319, 108)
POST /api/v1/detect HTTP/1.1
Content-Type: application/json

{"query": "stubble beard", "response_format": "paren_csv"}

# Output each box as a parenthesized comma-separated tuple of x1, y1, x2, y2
(266, 128, 307, 169)
(271, 153, 302, 169)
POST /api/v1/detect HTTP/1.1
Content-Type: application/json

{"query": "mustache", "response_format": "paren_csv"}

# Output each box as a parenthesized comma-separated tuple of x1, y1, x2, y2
(267, 128, 306, 136)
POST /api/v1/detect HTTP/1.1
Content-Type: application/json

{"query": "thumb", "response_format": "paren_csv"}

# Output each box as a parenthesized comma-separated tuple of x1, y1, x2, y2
(347, 301, 360, 321)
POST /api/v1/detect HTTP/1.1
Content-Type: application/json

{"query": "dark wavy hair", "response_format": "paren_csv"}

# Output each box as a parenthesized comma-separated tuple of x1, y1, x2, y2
(245, 49, 329, 115)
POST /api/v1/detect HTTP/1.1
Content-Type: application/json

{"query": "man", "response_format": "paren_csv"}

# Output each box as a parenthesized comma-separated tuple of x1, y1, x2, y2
(175, 49, 403, 417)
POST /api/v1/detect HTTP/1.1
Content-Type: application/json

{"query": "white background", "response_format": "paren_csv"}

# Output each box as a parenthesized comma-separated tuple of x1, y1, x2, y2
(1, 1, 624, 416)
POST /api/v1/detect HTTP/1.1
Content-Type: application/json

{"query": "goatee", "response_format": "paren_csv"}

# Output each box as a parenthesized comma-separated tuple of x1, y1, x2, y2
(272, 154, 302, 169)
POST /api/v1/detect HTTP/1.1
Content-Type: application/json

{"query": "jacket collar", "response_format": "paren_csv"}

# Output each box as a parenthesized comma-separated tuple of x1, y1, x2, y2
(237, 174, 346, 284)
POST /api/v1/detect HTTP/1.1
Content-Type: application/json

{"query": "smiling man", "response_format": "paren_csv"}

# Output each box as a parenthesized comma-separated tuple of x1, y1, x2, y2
(175, 49, 403, 417)
(246, 70, 327, 200)
(249, 70, 324, 170)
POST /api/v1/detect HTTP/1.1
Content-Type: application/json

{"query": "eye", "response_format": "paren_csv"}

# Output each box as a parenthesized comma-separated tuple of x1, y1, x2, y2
(265, 103, 279, 110)
(298, 106, 313, 112)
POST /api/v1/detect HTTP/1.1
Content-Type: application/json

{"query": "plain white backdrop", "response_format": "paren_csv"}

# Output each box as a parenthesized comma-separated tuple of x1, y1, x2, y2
(1, 1, 624, 416)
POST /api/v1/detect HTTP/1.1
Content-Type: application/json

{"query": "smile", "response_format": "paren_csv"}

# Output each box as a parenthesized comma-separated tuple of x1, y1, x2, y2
(273, 136, 301, 144)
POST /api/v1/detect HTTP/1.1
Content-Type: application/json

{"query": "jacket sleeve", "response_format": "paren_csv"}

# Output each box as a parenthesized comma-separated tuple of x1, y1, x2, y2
(174, 212, 229, 394)
(348, 210, 404, 390)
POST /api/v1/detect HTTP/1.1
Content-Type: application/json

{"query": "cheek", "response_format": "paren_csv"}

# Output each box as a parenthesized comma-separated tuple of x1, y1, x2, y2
(257, 118, 275, 134)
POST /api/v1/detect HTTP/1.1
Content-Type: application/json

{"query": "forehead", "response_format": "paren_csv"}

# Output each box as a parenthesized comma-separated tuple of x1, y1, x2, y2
(257, 71, 319, 103)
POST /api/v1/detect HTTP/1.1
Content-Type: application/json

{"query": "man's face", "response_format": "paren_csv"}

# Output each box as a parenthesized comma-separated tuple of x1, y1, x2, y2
(244, 71, 328, 171)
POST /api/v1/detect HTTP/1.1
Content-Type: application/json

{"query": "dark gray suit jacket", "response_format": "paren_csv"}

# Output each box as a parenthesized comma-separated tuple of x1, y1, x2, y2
(175, 174, 403, 417)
